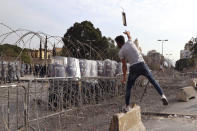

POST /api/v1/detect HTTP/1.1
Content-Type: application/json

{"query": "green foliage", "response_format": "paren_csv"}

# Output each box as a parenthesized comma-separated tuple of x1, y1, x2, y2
(190, 42, 197, 55)
(65, 21, 102, 43)
(62, 21, 118, 60)
(175, 58, 195, 71)
(0, 44, 31, 63)
(102, 46, 119, 61)
(176, 41, 197, 71)
(0, 44, 21, 57)
(21, 52, 31, 63)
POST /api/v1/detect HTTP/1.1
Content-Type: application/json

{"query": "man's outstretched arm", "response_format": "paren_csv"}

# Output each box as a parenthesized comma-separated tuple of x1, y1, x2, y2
(121, 58, 127, 83)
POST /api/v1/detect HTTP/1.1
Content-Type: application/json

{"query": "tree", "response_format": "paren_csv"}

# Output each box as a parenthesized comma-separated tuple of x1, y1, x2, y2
(62, 21, 118, 60)
(175, 39, 197, 71)
(190, 41, 197, 59)
(0, 44, 31, 63)
(175, 58, 195, 71)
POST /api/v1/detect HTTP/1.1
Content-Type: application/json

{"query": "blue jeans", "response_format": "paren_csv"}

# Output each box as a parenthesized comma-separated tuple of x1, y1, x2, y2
(125, 62, 163, 106)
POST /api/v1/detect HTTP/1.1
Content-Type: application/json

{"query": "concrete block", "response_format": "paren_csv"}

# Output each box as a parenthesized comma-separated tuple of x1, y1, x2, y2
(109, 105, 146, 131)
(187, 78, 197, 89)
(192, 78, 197, 89)
(176, 86, 197, 102)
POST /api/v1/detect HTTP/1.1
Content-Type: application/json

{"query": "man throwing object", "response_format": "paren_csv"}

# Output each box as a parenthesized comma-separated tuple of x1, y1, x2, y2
(115, 31, 168, 112)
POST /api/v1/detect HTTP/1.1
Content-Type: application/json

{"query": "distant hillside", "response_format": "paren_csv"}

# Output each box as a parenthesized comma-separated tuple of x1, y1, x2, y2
(0, 44, 31, 63)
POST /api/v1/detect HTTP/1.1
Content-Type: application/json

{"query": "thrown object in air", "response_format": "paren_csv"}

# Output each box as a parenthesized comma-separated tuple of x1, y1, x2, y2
(122, 11, 127, 26)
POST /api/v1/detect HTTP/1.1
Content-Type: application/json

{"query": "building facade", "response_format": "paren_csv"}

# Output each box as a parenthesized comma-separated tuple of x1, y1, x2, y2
(180, 39, 194, 59)
(146, 50, 162, 70)
(180, 50, 191, 59)
(30, 49, 52, 59)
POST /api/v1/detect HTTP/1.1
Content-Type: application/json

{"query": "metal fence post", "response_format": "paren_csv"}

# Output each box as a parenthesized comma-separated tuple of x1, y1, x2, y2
(23, 82, 30, 131)
(78, 79, 82, 107)
(17, 84, 19, 129)
(24, 85, 27, 131)
(7, 86, 10, 130)
(115, 77, 118, 96)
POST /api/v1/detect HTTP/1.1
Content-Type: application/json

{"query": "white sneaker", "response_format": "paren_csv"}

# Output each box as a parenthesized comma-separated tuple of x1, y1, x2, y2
(124, 106, 131, 112)
(161, 94, 168, 105)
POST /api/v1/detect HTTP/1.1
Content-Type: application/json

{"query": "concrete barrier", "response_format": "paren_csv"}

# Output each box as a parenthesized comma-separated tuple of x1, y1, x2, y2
(109, 105, 146, 131)
(176, 86, 197, 102)
(191, 78, 197, 89)
(187, 78, 197, 89)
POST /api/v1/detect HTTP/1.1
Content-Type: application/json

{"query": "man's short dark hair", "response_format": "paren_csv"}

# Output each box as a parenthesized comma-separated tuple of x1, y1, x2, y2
(115, 35, 125, 45)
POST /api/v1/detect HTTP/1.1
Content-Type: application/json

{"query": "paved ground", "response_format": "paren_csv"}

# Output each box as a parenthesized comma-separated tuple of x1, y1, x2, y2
(144, 116, 197, 131)
(162, 98, 197, 115)
(144, 91, 197, 131)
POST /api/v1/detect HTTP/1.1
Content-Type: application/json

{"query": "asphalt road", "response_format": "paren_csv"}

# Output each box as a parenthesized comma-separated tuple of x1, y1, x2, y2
(144, 91, 197, 131)
(144, 116, 197, 131)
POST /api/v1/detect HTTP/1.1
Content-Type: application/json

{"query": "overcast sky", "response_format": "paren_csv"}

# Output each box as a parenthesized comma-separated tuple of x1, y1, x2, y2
(1, 0, 197, 61)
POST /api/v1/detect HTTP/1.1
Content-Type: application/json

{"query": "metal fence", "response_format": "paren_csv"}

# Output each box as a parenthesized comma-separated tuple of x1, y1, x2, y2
(0, 75, 132, 131)
(0, 70, 192, 131)
(0, 84, 26, 130)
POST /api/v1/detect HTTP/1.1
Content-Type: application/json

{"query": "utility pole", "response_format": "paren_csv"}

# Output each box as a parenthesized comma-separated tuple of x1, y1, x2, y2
(158, 39, 168, 69)
(158, 39, 168, 56)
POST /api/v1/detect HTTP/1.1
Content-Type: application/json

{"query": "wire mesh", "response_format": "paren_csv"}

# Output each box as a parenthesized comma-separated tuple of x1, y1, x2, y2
(0, 75, 159, 131)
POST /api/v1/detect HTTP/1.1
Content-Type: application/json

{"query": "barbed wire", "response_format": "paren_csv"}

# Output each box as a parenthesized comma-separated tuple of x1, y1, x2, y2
(0, 23, 104, 61)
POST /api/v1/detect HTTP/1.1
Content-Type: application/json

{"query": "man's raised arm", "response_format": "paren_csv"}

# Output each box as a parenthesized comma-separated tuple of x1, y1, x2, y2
(123, 31, 132, 41)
